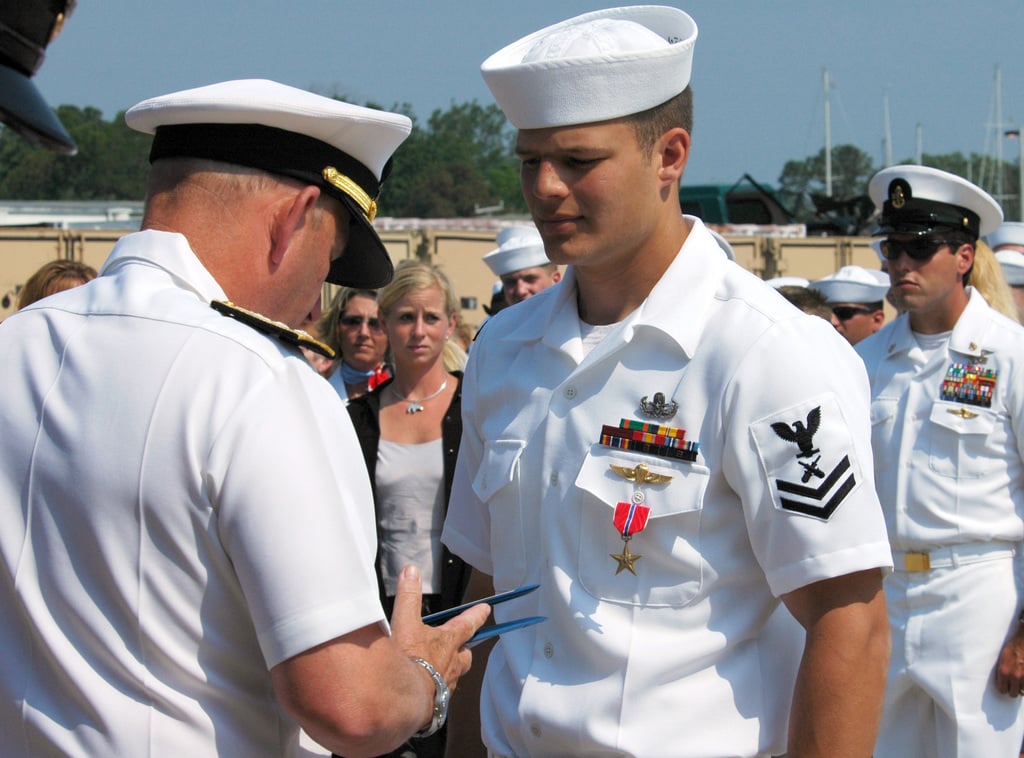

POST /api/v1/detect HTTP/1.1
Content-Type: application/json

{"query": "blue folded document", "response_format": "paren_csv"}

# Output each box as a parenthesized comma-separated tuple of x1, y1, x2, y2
(422, 584, 545, 647)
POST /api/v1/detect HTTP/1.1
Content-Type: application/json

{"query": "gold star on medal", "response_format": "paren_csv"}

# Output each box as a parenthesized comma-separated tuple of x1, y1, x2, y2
(610, 541, 642, 575)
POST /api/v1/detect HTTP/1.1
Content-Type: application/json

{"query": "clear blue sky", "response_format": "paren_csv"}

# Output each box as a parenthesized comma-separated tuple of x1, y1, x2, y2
(34, 0, 1024, 188)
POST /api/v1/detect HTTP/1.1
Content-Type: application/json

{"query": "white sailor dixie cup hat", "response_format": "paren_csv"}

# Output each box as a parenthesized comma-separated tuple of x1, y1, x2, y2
(868, 165, 1003, 240)
(481, 6, 697, 129)
(809, 265, 890, 304)
(996, 250, 1024, 286)
(765, 276, 809, 289)
(125, 79, 412, 288)
(987, 221, 1024, 251)
(483, 224, 550, 276)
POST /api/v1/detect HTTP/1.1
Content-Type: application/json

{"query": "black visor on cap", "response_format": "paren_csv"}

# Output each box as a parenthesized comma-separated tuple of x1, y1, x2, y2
(874, 177, 980, 239)
(875, 198, 980, 239)
(0, 63, 75, 153)
(149, 122, 394, 288)
(0, 0, 77, 154)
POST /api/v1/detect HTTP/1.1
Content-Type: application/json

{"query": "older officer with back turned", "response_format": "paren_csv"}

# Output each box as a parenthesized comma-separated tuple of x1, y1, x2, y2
(443, 6, 892, 757)
(857, 165, 1024, 757)
(0, 79, 488, 757)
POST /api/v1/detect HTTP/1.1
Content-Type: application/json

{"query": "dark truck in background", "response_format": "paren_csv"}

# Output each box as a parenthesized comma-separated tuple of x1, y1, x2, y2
(681, 174, 874, 235)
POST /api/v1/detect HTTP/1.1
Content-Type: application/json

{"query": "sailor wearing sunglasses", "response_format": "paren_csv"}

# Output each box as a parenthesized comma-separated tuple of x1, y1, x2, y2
(857, 165, 1024, 757)
(809, 265, 890, 345)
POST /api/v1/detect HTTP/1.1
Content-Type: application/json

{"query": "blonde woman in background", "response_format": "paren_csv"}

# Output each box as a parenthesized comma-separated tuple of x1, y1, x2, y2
(970, 239, 1020, 323)
(344, 260, 472, 758)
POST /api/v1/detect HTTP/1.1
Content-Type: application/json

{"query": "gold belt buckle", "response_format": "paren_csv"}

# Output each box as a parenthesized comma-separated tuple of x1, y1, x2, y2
(903, 552, 931, 572)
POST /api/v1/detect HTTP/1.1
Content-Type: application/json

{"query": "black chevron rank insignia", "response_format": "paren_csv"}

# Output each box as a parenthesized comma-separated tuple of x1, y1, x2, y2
(753, 398, 862, 522)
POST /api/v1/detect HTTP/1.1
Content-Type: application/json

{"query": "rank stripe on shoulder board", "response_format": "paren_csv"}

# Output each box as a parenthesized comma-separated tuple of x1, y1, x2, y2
(210, 300, 336, 359)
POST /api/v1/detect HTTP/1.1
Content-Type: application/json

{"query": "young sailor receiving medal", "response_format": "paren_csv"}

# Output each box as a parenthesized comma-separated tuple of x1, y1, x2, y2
(443, 6, 892, 757)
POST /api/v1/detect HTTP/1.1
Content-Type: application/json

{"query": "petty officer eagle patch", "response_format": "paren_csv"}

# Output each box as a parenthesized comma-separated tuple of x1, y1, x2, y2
(750, 394, 862, 521)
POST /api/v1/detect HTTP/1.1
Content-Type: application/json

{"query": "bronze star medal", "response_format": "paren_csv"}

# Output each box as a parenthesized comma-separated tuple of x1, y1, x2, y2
(611, 536, 643, 576)
(610, 499, 649, 575)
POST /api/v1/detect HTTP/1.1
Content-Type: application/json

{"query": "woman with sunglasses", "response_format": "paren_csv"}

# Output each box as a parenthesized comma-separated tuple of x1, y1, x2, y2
(344, 260, 471, 758)
(318, 287, 391, 404)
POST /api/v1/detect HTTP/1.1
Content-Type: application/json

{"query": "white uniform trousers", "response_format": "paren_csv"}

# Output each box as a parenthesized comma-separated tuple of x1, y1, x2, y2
(875, 549, 1024, 757)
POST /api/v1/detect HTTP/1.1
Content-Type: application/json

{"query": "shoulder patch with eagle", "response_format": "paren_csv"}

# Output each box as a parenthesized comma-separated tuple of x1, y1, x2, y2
(751, 396, 861, 521)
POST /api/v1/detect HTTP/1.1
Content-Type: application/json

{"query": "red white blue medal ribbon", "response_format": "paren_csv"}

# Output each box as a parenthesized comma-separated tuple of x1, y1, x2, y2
(614, 501, 650, 537)
(610, 501, 649, 576)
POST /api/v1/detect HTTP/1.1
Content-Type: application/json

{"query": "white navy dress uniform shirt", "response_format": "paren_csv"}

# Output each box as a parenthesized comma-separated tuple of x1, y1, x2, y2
(0, 231, 384, 756)
(861, 163, 1024, 757)
(444, 218, 892, 757)
(857, 287, 1024, 551)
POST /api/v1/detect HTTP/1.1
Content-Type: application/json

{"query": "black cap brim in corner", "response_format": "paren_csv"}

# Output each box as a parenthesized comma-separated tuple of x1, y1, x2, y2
(0, 63, 76, 155)
(325, 193, 394, 288)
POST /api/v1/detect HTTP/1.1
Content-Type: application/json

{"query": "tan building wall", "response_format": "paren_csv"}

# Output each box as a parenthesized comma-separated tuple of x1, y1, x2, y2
(1, 225, 890, 327)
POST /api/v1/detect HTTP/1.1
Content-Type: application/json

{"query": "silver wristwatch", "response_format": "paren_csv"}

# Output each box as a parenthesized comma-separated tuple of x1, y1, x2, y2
(410, 657, 450, 738)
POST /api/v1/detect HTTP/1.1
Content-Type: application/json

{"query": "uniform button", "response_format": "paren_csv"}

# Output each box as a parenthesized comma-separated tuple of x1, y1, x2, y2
(544, 642, 554, 659)
(564, 385, 577, 399)
(549, 472, 559, 485)
(530, 723, 542, 738)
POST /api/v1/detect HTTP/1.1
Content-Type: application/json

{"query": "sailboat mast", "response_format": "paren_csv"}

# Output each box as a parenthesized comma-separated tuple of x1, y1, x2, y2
(996, 64, 1004, 203)
(824, 68, 832, 197)
(883, 91, 893, 167)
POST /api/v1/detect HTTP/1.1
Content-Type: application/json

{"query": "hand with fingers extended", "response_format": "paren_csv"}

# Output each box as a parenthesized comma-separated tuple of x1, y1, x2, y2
(390, 565, 492, 700)
(995, 624, 1024, 697)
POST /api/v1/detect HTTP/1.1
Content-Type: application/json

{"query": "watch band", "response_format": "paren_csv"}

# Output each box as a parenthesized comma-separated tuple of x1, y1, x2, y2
(410, 657, 450, 738)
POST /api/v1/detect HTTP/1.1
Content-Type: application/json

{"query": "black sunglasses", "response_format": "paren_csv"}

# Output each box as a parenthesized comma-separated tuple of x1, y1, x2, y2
(340, 315, 383, 330)
(832, 306, 874, 321)
(879, 237, 951, 262)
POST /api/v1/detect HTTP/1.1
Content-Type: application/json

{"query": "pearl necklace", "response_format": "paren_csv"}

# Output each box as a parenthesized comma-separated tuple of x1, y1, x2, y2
(389, 379, 448, 414)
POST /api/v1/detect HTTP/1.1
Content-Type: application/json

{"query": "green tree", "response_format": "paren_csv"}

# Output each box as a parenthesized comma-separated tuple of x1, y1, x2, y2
(0, 105, 150, 200)
(777, 144, 877, 232)
(0, 98, 528, 218)
(383, 101, 524, 218)
(912, 151, 1021, 221)
(778, 144, 875, 205)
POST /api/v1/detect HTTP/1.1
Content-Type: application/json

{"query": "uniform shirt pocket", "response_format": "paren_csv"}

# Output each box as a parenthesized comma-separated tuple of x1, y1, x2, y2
(472, 439, 528, 584)
(927, 401, 998, 479)
(574, 446, 710, 607)
(869, 398, 900, 471)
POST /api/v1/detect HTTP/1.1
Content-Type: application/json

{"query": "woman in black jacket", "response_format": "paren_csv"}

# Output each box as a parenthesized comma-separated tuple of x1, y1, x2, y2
(345, 260, 471, 758)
